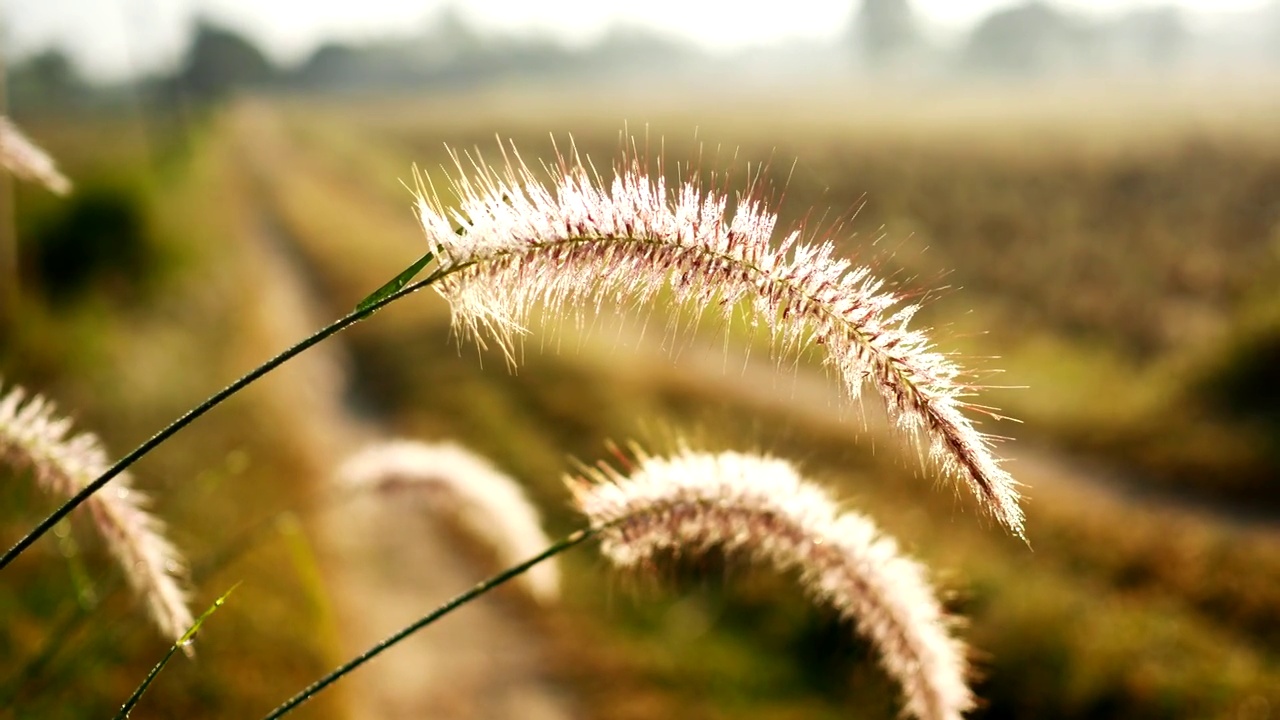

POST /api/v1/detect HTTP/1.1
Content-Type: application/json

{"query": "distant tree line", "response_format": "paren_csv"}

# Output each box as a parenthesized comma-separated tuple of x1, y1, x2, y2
(6, 9, 697, 111)
(849, 0, 1236, 76)
(7, 0, 1280, 111)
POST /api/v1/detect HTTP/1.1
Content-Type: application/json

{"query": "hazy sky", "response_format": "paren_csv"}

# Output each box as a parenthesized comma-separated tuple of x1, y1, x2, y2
(1, 0, 1272, 81)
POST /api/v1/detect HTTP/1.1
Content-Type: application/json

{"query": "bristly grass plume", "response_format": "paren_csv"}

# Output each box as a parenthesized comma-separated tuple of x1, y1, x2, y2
(413, 140, 1024, 538)
(0, 116, 71, 196)
(0, 380, 192, 646)
(337, 439, 560, 603)
(570, 443, 973, 720)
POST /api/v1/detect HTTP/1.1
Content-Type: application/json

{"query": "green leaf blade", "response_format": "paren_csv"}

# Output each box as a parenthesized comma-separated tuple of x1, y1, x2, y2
(355, 252, 434, 314)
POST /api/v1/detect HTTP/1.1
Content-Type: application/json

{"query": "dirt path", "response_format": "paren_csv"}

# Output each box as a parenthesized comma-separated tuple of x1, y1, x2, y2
(228, 109, 578, 720)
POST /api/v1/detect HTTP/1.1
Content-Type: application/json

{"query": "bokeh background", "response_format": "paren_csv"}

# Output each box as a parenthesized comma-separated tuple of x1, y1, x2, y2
(2, 1, 1279, 718)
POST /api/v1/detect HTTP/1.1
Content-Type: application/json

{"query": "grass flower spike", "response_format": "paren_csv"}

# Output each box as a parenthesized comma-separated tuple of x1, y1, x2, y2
(337, 439, 560, 603)
(570, 444, 973, 720)
(0, 116, 71, 195)
(0, 381, 191, 645)
(414, 142, 1023, 537)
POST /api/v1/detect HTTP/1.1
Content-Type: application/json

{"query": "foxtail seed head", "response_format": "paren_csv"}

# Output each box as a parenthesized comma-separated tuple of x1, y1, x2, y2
(0, 381, 191, 645)
(414, 141, 1023, 537)
(570, 444, 974, 720)
(0, 116, 71, 195)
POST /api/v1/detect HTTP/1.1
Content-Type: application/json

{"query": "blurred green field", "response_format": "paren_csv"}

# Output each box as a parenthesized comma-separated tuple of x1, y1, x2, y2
(3, 85, 1280, 719)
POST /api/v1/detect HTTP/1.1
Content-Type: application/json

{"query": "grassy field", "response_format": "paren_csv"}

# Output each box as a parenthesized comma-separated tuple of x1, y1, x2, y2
(3, 84, 1280, 719)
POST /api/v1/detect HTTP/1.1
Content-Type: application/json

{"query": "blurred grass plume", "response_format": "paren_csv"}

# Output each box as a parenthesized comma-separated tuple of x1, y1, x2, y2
(0, 117, 71, 196)
(337, 438, 560, 603)
(0, 379, 192, 648)
(570, 442, 973, 720)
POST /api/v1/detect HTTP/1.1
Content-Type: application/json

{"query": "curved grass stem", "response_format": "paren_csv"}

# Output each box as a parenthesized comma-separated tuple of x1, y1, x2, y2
(0, 268, 445, 572)
(259, 527, 596, 720)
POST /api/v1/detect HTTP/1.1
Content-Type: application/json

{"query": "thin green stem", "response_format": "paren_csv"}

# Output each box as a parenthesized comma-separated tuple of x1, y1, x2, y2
(0, 272, 444, 572)
(260, 527, 598, 720)
(113, 585, 238, 720)
(113, 644, 181, 720)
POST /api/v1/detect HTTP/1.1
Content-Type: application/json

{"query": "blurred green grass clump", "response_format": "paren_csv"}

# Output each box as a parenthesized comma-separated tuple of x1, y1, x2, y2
(20, 182, 161, 304)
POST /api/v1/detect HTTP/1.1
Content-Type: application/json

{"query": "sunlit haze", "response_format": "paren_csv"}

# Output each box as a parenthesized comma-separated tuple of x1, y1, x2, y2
(1, 0, 1273, 81)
